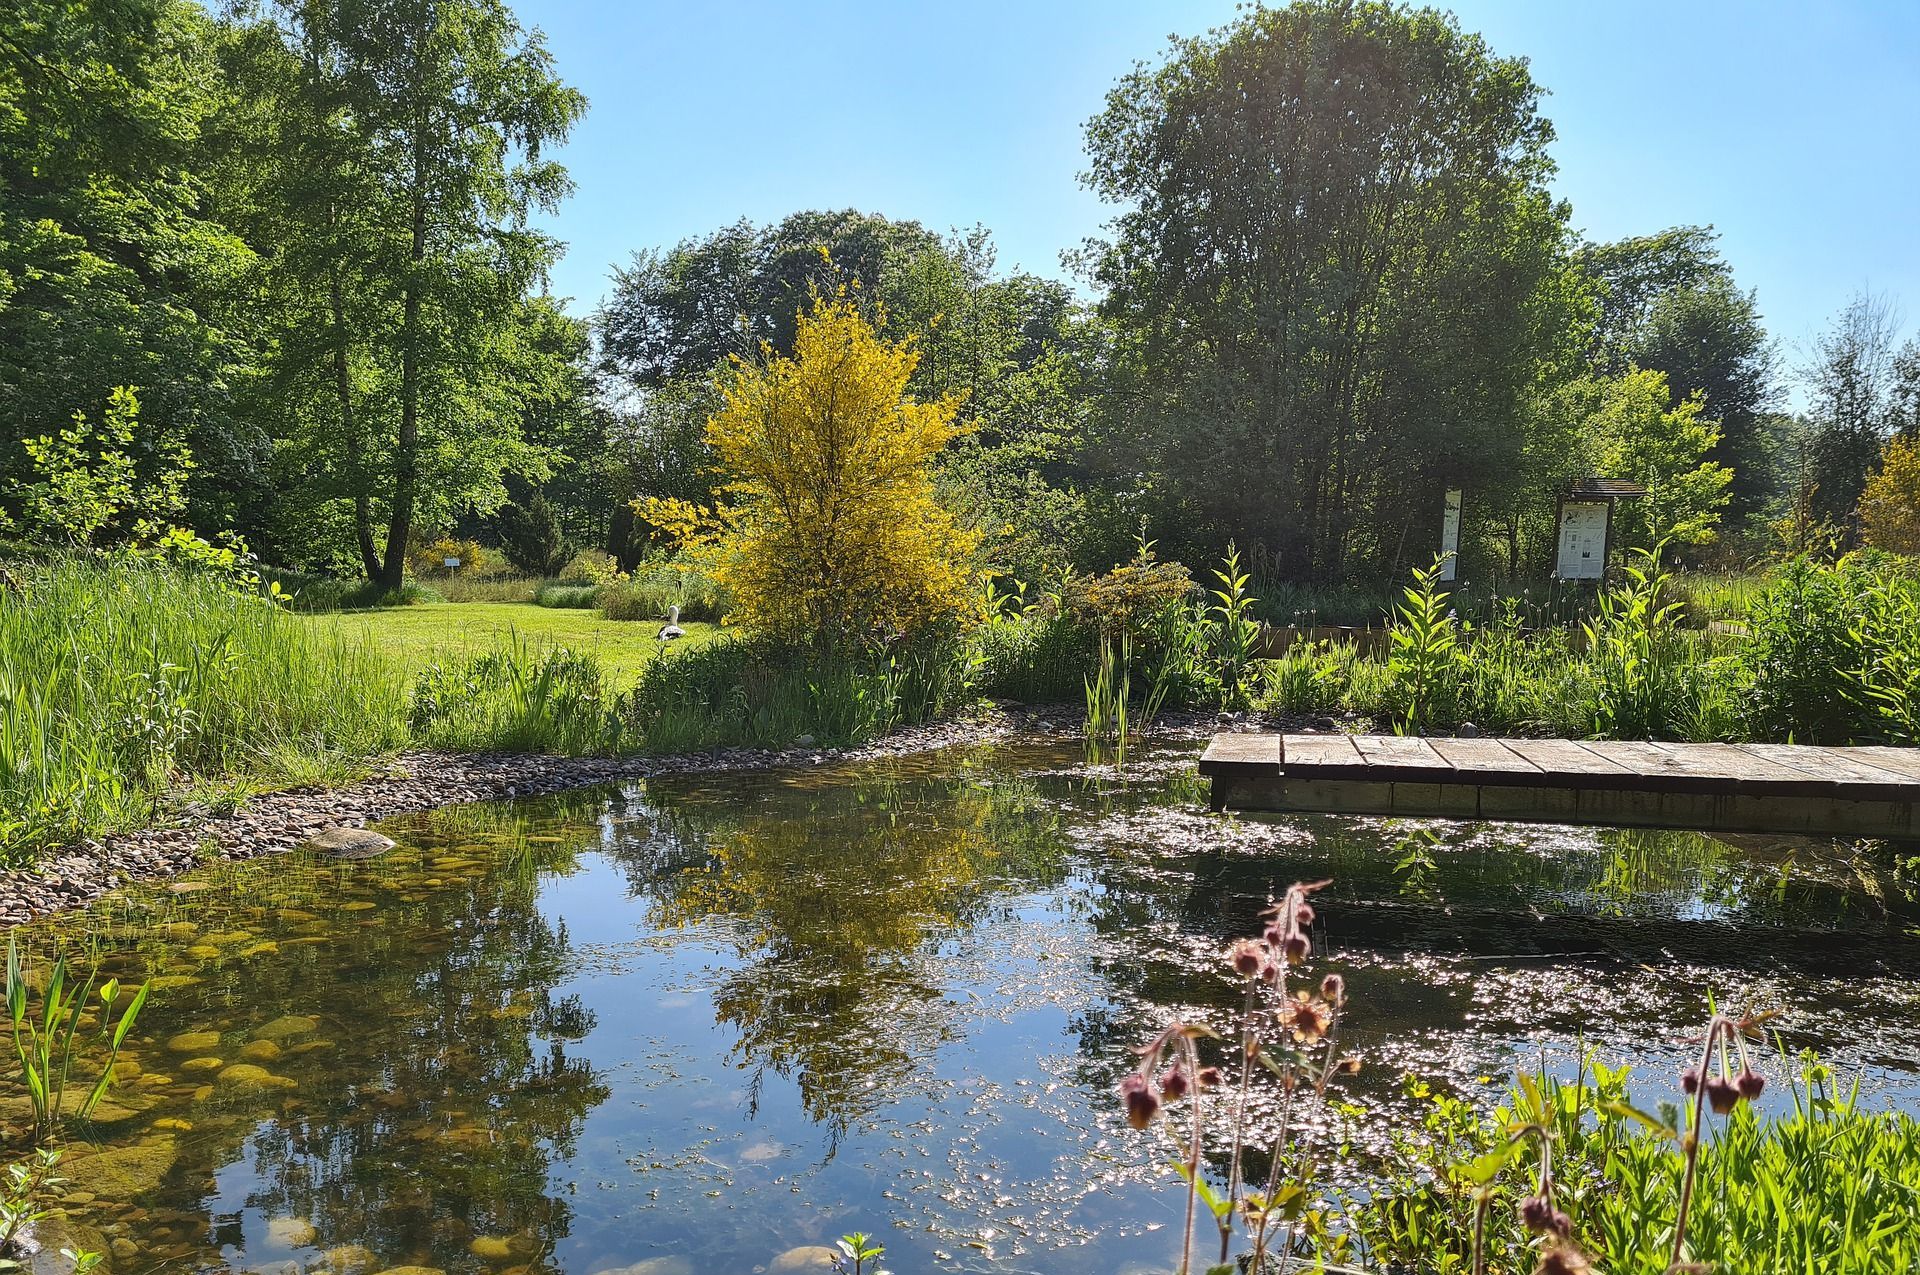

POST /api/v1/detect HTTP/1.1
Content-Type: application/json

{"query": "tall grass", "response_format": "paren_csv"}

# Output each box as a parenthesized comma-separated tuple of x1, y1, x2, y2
(0, 558, 407, 863)
(408, 635, 628, 754)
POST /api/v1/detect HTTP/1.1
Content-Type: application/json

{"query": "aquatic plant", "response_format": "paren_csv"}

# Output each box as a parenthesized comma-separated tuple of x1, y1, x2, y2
(4, 937, 148, 1144)
(1206, 543, 1264, 710)
(1385, 557, 1463, 735)
(1118, 879, 1362, 1275)
(830, 1232, 889, 1275)
(1084, 631, 1130, 747)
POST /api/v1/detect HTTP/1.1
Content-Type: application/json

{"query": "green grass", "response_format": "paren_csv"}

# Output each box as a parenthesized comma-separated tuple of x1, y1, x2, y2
(307, 601, 722, 685)
(0, 558, 407, 864)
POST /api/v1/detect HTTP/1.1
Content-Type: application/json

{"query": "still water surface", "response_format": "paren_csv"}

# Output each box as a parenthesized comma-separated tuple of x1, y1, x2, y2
(21, 739, 1920, 1275)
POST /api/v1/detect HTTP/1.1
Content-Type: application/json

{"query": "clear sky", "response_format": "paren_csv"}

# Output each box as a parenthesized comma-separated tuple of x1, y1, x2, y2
(516, 0, 1920, 400)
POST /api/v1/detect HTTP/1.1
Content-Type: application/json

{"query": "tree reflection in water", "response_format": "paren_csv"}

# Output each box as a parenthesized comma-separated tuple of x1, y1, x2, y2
(620, 766, 1065, 1137)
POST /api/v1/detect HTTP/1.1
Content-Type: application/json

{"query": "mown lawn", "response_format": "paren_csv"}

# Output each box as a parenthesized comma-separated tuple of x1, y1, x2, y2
(307, 602, 722, 684)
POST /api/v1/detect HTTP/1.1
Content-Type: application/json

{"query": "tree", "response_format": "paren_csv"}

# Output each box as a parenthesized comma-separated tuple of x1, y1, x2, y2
(705, 294, 979, 645)
(1803, 291, 1907, 539)
(1860, 435, 1920, 555)
(0, 0, 262, 535)
(1081, 0, 1585, 580)
(1576, 370, 1731, 549)
(1578, 228, 1778, 525)
(601, 211, 1100, 576)
(217, 0, 585, 586)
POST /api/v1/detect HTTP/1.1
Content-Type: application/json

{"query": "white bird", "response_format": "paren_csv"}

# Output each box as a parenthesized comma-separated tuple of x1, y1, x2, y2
(657, 604, 685, 641)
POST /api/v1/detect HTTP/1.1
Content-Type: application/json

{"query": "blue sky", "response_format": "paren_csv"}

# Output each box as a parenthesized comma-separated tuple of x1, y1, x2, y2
(517, 0, 1919, 400)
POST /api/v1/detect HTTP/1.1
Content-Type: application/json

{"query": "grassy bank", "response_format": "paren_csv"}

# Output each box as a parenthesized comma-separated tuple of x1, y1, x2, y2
(0, 560, 406, 865)
(307, 601, 721, 682)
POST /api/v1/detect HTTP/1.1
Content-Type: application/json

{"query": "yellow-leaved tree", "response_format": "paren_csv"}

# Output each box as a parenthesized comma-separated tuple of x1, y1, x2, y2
(1859, 435, 1920, 556)
(705, 292, 980, 644)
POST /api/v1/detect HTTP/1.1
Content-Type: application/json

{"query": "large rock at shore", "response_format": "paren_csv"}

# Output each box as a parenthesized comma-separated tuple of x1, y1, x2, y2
(303, 827, 395, 860)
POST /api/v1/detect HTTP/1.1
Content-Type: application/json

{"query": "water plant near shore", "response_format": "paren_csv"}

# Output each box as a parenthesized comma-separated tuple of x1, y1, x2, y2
(4, 937, 147, 1145)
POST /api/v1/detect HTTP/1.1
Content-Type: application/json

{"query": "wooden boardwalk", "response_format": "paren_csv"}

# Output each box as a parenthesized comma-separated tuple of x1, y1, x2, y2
(1200, 734, 1920, 837)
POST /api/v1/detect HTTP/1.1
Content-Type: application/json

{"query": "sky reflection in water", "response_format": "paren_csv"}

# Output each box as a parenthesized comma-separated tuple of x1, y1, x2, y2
(23, 738, 1920, 1275)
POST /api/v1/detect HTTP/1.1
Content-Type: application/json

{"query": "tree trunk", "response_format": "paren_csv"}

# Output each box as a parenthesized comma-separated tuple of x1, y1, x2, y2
(330, 268, 381, 579)
(378, 158, 427, 593)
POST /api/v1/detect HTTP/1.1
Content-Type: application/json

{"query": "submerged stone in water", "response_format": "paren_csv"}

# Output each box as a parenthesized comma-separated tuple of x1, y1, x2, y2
(252, 1015, 319, 1041)
(318, 1245, 376, 1274)
(305, 827, 396, 860)
(467, 1237, 515, 1262)
(215, 1063, 296, 1092)
(62, 1136, 178, 1199)
(265, 1217, 317, 1247)
(164, 1031, 221, 1054)
(590, 1260, 693, 1275)
(767, 1248, 838, 1273)
(371, 1267, 444, 1275)
(178, 1056, 224, 1074)
(239, 1040, 283, 1063)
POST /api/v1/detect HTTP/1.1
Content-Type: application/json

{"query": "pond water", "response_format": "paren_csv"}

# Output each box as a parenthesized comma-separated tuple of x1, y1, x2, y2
(17, 739, 1920, 1275)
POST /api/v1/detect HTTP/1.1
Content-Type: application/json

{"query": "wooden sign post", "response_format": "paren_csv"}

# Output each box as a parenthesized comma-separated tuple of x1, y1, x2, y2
(1552, 478, 1646, 582)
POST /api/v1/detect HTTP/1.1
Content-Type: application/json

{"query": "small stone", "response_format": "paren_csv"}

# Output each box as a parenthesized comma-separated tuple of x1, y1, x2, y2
(239, 1040, 283, 1064)
(1457, 721, 1482, 738)
(178, 1056, 224, 1074)
(252, 1015, 319, 1041)
(468, 1237, 515, 1262)
(153, 1118, 193, 1132)
(215, 1063, 296, 1092)
(165, 1031, 221, 1054)
(111, 1238, 138, 1260)
(319, 1246, 377, 1274)
(768, 1248, 839, 1273)
(265, 1217, 317, 1247)
(590, 1260, 693, 1275)
(304, 827, 395, 860)
(370, 1267, 444, 1275)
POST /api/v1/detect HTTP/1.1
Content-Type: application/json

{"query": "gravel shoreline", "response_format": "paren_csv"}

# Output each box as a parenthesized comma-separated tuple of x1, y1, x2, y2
(0, 705, 1291, 929)
(0, 715, 1016, 929)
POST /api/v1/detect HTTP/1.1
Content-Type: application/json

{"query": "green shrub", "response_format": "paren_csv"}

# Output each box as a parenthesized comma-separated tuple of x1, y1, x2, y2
(1738, 553, 1920, 744)
(556, 549, 624, 586)
(0, 558, 406, 863)
(599, 558, 726, 623)
(264, 569, 443, 613)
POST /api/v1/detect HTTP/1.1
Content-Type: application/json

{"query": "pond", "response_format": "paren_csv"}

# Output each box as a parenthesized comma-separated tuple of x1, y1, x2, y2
(16, 738, 1920, 1275)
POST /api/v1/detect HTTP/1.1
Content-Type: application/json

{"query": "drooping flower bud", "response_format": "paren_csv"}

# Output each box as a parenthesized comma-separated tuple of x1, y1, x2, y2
(1536, 1243, 1594, 1275)
(1228, 940, 1265, 977)
(1120, 1072, 1160, 1129)
(1320, 973, 1345, 1004)
(1519, 1195, 1556, 1234)
(1282, 933, 1310, 964)
(1680, 1065, 1701, 1095)
(1195, 1066, 1224, 1091)
(1158, 1065, 1189, 1100)
(1705, 1076, 1739, 1115)
(1293, 902, 1315, 927)
(1734, 1067, 1765, 1101)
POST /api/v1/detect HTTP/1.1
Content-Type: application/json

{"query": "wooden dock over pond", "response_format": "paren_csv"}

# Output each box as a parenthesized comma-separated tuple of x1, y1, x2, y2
(1200, 734, 1920, 838)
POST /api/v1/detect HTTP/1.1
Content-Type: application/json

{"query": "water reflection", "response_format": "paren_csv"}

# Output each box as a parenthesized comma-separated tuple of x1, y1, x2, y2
(4, 740, 1917, 1275)
(612, 769, 1065, 1133)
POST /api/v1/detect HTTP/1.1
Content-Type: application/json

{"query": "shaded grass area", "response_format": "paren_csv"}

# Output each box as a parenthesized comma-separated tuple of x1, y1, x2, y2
(306, 601, 721, 684)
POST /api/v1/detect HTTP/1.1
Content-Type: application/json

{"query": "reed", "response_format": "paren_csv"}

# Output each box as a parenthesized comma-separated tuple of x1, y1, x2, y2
(0, 558, 407, 864)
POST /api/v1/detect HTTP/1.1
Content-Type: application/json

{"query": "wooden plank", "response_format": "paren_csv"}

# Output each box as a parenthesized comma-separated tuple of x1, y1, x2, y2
(1500, 738, 1634, 777)
(1278, 734, 1367, 775)
(1349, 734, 1450, 779)
(1849, 747, 1920, 783)
(1198, 733, 1281, 777)
(1207, 732, 1920, 837)
(1428, 737, 1544, 779)
(1732, 743, 1915, 799)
